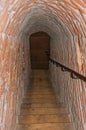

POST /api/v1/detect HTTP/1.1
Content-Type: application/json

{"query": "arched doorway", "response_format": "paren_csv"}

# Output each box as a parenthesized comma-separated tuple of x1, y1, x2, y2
(30, 32, 50, 69)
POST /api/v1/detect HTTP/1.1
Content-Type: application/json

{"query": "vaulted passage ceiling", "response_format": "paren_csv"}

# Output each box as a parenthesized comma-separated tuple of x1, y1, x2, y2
(1, 0, 86, 72)
(1, 1, 86, 37)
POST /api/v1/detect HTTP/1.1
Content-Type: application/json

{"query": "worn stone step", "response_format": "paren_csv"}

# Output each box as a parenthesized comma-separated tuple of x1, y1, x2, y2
(23, 98, 56, 103)
(26, 91, 54, 95)
(20, 107, 68, 115)
(31, 78, 50, 81)
(18, 114, 71, 124)
(28, 89, 53, 93)
(31, 76, 49, 79)
(25, 94, 55, 99)
(31, 83, 50, 86)
(31, 81, 50, 84)
(17, 123, 75, 130)
(23, 99, 56, 104)
(31, 77, 49, 79)
(31, 84, 51, 87)
(21, 102, 65, 108)
(18, 70, 75, 130)
(23, 97, 56, 103)
(28, 87, 53, 91)
(23, 99, 57, 104)
(28, 86, 52, 89)
(31, 70, 49, 77)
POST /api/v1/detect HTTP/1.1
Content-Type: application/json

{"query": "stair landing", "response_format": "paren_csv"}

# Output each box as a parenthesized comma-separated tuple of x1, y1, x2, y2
(17, 70, 75, 130)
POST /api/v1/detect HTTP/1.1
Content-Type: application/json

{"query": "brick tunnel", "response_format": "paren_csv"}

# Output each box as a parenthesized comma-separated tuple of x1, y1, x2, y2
(0, 0, 86, 130)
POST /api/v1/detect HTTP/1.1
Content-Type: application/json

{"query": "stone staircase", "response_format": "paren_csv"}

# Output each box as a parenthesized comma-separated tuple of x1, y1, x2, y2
(17, 70, 75, 130)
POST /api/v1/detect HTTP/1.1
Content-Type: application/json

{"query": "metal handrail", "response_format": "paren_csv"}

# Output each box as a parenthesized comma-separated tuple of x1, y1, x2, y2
(49, 57, 86, 82)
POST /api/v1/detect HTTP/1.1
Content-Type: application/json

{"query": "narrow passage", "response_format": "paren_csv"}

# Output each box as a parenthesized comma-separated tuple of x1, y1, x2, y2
(18, 70, 75, 130)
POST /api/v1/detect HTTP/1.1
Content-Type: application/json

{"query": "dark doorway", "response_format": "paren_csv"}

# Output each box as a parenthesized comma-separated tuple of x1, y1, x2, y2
(30, 32, 50, 69)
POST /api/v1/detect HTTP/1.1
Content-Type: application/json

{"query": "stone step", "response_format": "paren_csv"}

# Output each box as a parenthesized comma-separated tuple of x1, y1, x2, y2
(30, 83, 51, 87)
(18, 70, 75, 130)
(31, 81, 50, 84)
(31, 78, 50, 81)
(30, 77, 50, 81)
(23, 99, 56, 104)
(28, 85, 52, 89)
(28, 87, 53, 91)
(25, 94, 55, 99)
(23, 97, 56, 103)
(20, 107, 68, 115)
(18, 114, 71, 124)
(17, 123, 75, 130)
(31, 83, 50, 86)
(28, 89, 53, 93)
(31, 70, 49, 77)
(26, 91, 54, 95)
(21, 102, 65, 108)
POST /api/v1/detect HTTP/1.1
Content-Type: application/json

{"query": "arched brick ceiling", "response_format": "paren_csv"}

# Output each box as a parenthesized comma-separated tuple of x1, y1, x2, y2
(0, 0, 86, 36)
(0, 0, 86, 73)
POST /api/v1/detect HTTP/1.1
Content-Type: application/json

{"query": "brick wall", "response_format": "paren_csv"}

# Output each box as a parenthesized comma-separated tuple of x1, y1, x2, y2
(50, 33, 86, 130)
(0, 0, 86, 130)
(0, 33, 30, 130)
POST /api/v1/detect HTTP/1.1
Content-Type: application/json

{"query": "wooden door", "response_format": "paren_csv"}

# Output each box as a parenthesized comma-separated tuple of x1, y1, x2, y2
(30, 32, 50, 69)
